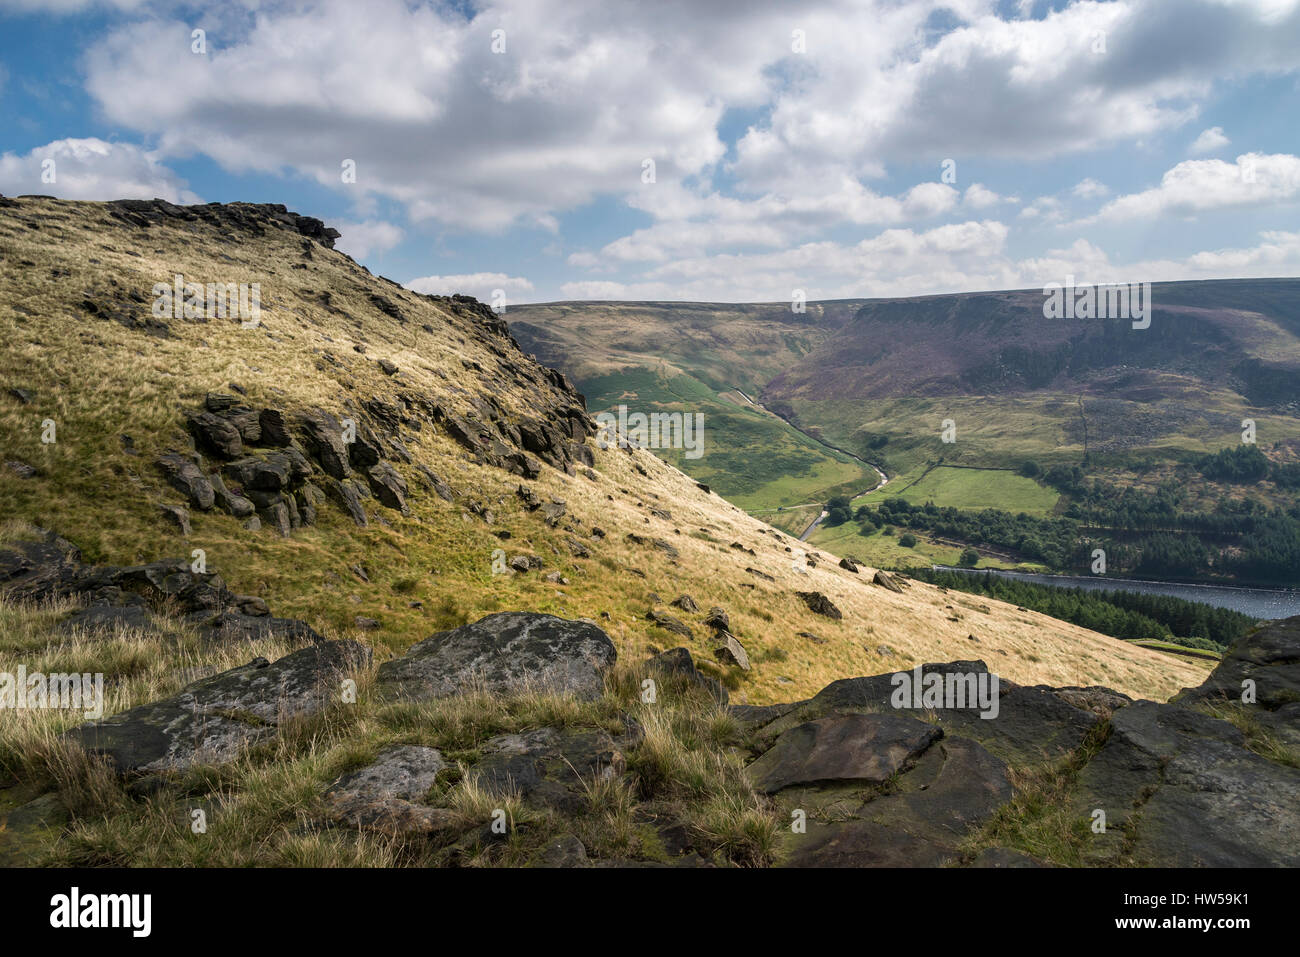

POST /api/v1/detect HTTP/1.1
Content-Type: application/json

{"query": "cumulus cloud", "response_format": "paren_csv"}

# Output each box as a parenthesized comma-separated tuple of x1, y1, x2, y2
(559, 225, 1300, 302)
(15, 0, 1297, 303)
(1084, 153, 1300, 223)
(1190, 126, 1230, 154)
(1019, 196, 1065, 222)
(332, 220, 404, 260)
(1071, 178, 1109, 200)
(79, 0, 1300, 236)
(963, 183, 1009, 209)
(405, 271, 534, 304)
(0, 137, 199, 203)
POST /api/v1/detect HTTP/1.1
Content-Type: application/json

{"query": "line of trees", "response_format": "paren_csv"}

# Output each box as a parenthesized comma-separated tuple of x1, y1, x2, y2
(912, 569, 1253, 652)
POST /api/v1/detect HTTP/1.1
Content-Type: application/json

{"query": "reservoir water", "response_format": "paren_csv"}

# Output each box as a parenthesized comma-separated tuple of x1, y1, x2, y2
(934, 566, 1300, 620)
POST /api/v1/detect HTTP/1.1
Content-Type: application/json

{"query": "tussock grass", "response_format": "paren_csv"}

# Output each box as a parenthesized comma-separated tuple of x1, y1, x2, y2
(959, 721, 1112, 867)
(1192, 699, 1299, 769)
(1, 598, 777, 866)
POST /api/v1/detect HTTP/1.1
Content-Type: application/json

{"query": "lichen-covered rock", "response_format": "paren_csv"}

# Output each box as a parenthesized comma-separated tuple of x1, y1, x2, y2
(377, 612, 616, 701)
(69, 640, 371, 773)
(323, 745, 456, 835)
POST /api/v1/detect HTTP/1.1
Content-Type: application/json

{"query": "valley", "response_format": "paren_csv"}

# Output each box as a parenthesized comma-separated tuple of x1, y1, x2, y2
(510, 282, 1300, 610)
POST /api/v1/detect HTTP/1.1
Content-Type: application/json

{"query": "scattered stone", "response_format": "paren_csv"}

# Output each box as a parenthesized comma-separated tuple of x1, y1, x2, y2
(712, 631, 751, 671)
(646, 609, 693, 639)
(671, 594, 699, 613)
(158, 504, 191, 535)
(645, 647, 727, 704)
(873, 570, 905, 593)
(796, 591, 842, 620)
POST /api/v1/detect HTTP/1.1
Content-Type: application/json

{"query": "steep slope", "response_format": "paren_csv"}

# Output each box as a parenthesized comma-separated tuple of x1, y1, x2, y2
(763, 280, 1300, 475)
(0, 195, 1206, 707)
(510, 299, 878, 512)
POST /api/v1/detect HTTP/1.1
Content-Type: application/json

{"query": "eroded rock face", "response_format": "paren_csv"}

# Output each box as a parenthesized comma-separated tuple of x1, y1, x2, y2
(747, 713, 941, 794)
(69, 640, 371, 774)
(782, 737, 1014, 868)
(377, 612, 617, 701)
(1073, 700, 1300, 866)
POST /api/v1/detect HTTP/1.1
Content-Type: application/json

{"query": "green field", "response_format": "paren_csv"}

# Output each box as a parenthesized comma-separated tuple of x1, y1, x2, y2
(856, 465, 1061, 516)
(578, 365, 877, 511)
(808, 520, 1027, 571)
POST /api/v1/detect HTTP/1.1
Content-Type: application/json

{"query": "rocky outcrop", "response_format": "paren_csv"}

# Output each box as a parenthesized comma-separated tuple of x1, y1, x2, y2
(106, 198, 341, 248)
(733, 620, 1300, 867)
(0, 528, 325, 646)
(376, 612, 617, 701)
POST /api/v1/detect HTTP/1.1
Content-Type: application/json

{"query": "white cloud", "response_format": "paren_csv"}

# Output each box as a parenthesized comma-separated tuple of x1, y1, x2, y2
(1190, 126, 1231, 154)
(79, 0, 1300, 237)
(332, 220, 404, 260)
(559, 225, 1300, 303)
(963, 183, 1008, 209)
(406, 271, 534, 304)
(0, 137, 198, 203)
(1084, 152, 1300, 223)
(1019, 196, 1064, 222)
(1071, 178, 1109, 200)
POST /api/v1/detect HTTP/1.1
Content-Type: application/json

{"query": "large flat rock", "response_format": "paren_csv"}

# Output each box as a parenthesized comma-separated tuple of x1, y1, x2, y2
(69, 640, 370, 773)
(1074, 700, 1300, 866)
(747, 712, 941, 794)
(377, 612, 616, 701)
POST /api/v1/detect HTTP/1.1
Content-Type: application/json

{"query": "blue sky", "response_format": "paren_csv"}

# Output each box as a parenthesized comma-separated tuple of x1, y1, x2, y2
(2, 0, 1300, 304)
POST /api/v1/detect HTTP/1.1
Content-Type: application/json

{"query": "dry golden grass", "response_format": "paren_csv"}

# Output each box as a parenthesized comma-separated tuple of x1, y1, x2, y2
(0, 195, 1208, 719)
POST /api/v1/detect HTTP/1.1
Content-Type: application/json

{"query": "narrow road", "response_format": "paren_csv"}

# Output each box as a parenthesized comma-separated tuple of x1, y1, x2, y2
(729, 385, 889, 540)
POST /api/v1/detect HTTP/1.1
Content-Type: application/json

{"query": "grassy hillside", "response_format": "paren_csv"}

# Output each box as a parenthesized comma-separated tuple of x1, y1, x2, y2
(508, 288, 1300, 582)
(510, 300, 881, 511)
(0, 195, 1206, 710)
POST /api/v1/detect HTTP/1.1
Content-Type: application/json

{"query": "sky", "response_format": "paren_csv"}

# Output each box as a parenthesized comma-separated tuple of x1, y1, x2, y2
(2, 0, 1299, 305)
